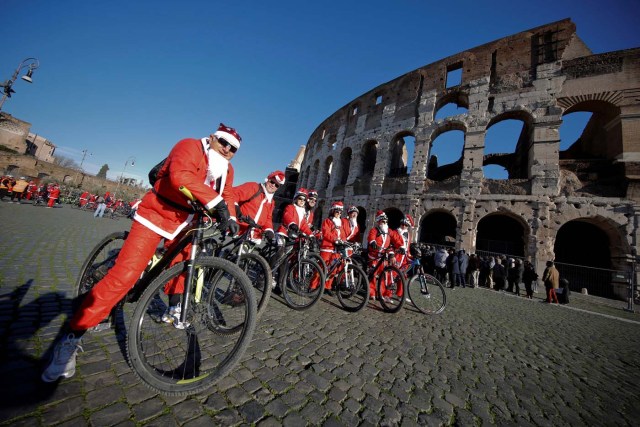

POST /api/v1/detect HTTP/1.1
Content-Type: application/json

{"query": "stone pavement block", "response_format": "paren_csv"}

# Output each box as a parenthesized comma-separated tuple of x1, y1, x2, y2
(202, 392, 227, 412)
(211, 408, 243, 425)
(226, 386, 252, 406)
(54, 416, 89, 427)
(238, 399, 266, 424)
(40, 395, 83, 426)
(132, 398, 166, 422)
(89, 402, 131, 426)
(84, 385, 124, 410)
(123, 382, 158, 404)
(265, 399, 289, 418)
(171, 398, 203, 425)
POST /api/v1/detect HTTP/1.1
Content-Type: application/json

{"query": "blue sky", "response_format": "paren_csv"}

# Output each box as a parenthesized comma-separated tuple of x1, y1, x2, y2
(1, 0, 638, 185)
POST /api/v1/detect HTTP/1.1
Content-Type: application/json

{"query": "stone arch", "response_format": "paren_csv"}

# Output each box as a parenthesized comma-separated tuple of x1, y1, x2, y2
(434, 90, 470, 121)
(484, 110, 534, 180)
(388, 131, 415, 177)
(321, 156, 333, 189)
(476, 211, 529, 256)
(361, 140, 378, 176)
(554, 216, 629, 299)
(558, 99, 625, 197)
(337, 147, 352, 186)
(427, 122, 467, 181)
(313, 200, 325, 230)
(381, 206, 405, 230)
(310, 159, 320, 190)
(419, 210, 457, 246)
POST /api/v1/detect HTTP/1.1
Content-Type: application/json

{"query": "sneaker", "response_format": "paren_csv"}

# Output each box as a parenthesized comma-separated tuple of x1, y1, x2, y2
(382, 296, 394, 304)
(41, 334, 83, 382)
(173, 319, 191, 330)
(162, 303, 181, 324)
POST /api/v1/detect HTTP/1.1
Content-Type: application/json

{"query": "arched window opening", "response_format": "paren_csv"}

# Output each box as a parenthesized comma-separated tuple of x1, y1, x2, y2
(361, 141, 377, 176)
(337, 148, 352, 186)
(560, 112, 592, 152)
(427, 129, 464, 181)
(476, 214, 525, 257)
(419, 211, 457, 247)
(484, 119, 526, 180)
(323, 157, 333, 189)
(435, 102, 469, 121)
(554, 220, 616, 299)
(389, 134, 415, 177)
(310, 160, 320, 190)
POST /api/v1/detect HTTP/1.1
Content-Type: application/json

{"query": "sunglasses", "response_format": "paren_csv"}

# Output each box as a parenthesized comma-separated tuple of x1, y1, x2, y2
(217, 137, 238, 153)
(268, 180, 281, 188)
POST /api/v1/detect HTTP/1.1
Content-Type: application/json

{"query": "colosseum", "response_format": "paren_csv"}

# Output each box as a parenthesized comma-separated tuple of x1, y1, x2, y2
(295, 19, 640, 300)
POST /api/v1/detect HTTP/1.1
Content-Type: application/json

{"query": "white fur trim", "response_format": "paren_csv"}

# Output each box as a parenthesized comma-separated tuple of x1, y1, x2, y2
(134, 212, 194, 240)
(214, 130, 240, 148)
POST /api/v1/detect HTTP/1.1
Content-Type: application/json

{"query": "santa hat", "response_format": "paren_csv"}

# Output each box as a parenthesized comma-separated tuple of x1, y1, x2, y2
(294, 187, 308, 200)
(402, 214, 415, 227)
(213, 123, 242, 149)
(347, 205, 358, 214)
(330, 201, 344, 211)
(267, 170, 285, 186)
(375, 210, 388, 222)
(308, 190, 318, 199)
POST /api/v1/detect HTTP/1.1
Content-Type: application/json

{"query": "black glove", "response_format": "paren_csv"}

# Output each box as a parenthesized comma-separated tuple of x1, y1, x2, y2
(239, 215, 259, 228)
(263, 229, 275, 242)
(288, 223, 299, 233)
(213, 200, 230, 225)
(227, 219, 239, 236)
(369, 241, 378, 250)
(398, 247, 406, 255)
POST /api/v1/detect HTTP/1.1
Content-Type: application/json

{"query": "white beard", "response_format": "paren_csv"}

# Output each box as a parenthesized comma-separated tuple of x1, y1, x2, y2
(379, 224, 388, 234)
(207, 149, 229, 182)
(350, 218, 357, 228)
(332, 217, 342, 227)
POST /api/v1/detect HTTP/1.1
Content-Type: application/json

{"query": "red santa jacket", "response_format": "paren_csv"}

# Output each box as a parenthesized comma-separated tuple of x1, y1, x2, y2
(48, 186, 60, 200)
(134, 138, 235, 240)
(341, 217, 360, 243)
(319, 217, 343, 253)
(394, 227, 412, 267)
(367, 225, 403, 264)
(233, 182, 274, 241)
(277, 203, 313, 236)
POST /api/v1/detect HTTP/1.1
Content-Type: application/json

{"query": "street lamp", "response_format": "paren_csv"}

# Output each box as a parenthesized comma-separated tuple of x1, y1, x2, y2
(0, 57, 40, 112)
(114, 156, 136, 199)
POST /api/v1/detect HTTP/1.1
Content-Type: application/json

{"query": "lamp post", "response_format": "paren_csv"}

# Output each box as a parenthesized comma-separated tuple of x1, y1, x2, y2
(0, 57, 40, 112)
(114, 156, 135, 200)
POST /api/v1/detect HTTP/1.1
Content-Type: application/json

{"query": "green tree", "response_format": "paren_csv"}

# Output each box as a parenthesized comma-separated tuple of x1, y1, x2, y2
(97, 164, 109, 179)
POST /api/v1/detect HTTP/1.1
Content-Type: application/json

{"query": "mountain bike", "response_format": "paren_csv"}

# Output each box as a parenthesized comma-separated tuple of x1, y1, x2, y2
(404, 258, 447, 314)
(201, 219, 273, 319)
(367, 246, 407, 313)
(74, 186, 257, 395)
(260, 230, 326, 310)
(322, 242, 369, 312)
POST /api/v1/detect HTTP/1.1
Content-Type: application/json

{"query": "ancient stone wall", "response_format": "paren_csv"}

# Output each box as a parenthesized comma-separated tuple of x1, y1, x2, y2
(298, 19, 640, 287)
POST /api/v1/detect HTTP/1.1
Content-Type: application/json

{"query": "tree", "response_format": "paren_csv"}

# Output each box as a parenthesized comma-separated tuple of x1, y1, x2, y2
(97, 164, 109, 179)
(53, 155, 80, 170)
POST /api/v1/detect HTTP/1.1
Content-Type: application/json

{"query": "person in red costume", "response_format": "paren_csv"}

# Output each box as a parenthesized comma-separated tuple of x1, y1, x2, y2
(305, 190, 318, 229)
(233, 170, 284, 244)
(342, 206, 360, 253)
(277, 188, 313, 238)
(394, 214, 415, 271)
(315, 201, 345, 292)
(46, 183, 60, 208)
(79, 191, 90, 207)
(367, 210, 404, 301)
(42, 123, 242, 383)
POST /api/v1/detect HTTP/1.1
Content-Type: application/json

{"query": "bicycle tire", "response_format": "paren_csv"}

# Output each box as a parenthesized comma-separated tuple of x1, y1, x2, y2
(236, 252, 272, 319)
(408, 273, 446, 314)
(376, 265, 407, 313)
(335, 262, 369, 312)
(308, 252, 327, 275)
(127, 256, 257, 396)
(281, 258, 325, 310)
(75, 231, 128, 298)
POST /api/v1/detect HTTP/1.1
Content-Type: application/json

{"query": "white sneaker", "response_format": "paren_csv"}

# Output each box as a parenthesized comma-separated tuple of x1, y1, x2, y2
(382, 296, 394, 304)
(161, 303, 181, 324)
(42, 334, 83, 382)
(172, 318, 191, 330)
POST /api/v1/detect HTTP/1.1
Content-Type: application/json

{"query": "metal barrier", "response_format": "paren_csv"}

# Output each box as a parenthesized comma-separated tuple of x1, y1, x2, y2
(553, 261, 630, 301)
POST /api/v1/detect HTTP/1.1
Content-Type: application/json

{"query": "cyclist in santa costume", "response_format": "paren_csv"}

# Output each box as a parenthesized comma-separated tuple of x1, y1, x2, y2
(315, 201, 345, 291)
(42, 123, 242, 383)
(394, 214, 415, 270)
(367, 210, 404, 300)
(233, 170, 285, 244)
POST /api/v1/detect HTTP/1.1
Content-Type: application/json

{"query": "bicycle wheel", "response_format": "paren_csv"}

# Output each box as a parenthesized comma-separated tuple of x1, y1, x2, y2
(237, 252, 272, 319)
(376, 265, 407, 313)
(127, 256, 256, 396)
(408, 273, 446, 314)
(75, 231, 128, 298)
(281, 258, 324, 310)
(335, 262, 369, 312)
(308, 252, 327, 275)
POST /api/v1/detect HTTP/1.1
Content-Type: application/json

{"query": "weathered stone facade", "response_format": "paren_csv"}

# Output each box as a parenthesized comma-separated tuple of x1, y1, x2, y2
(298, 19, 640, 288)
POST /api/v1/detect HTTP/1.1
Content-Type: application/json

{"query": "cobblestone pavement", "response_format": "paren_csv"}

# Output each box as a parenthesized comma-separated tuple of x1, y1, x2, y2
(1, 201, 639, 426)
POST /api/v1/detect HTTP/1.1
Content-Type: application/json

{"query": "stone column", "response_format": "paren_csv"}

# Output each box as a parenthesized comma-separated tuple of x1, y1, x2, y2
(460, 129, 485, 197)
(530, 122, 561, 196)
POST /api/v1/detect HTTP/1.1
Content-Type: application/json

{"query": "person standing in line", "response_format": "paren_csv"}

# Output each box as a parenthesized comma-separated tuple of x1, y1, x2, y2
(492, 257, 506, 291)
(434, 247, 448, 285)
(468, 253, 480, 288)
(522, 260, 538, 299)
(514, 258, 524, 296)
(542, 260, 560, 303)
(41, 122, 242, 383)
